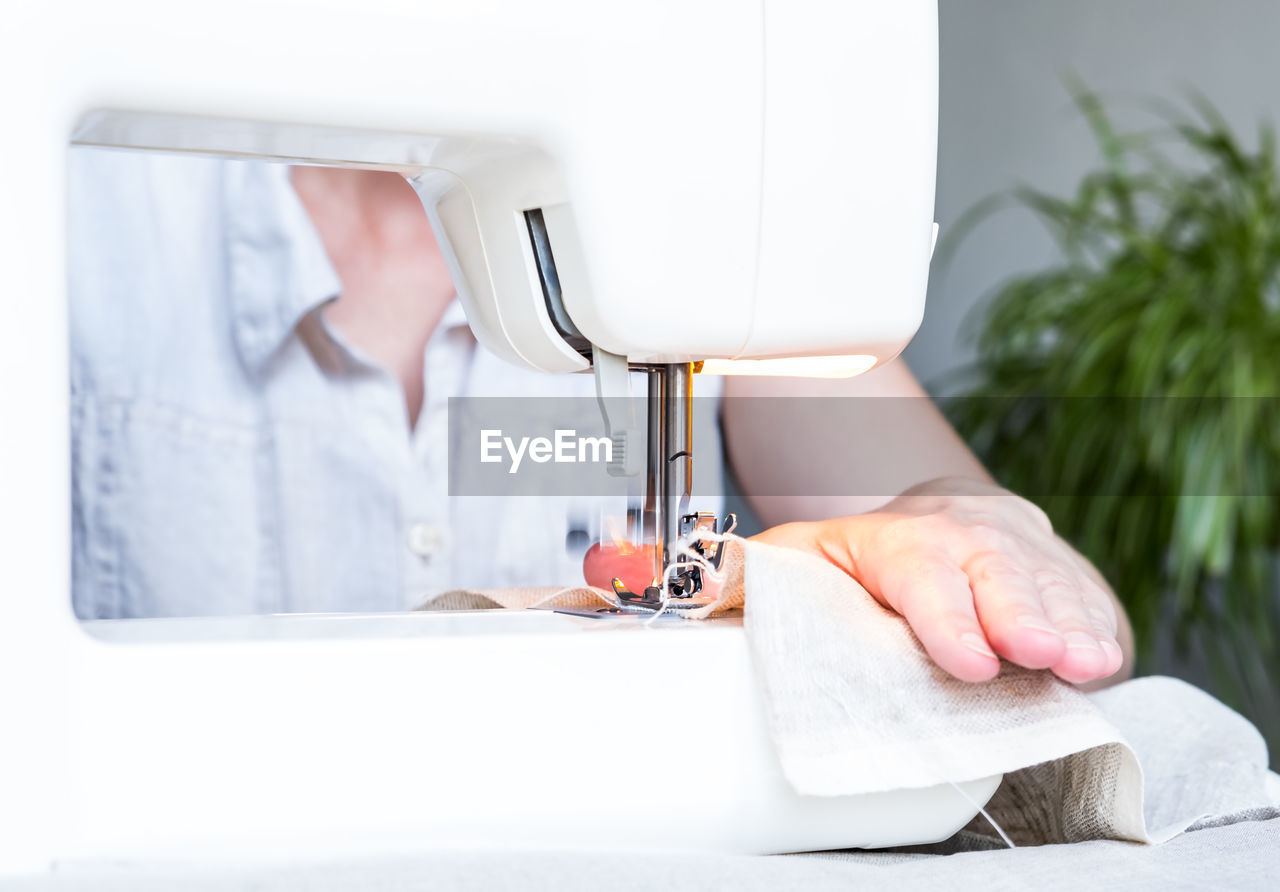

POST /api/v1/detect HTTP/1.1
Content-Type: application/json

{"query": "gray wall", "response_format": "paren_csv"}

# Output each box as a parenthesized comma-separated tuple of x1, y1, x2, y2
(907, 0, 1280, 390)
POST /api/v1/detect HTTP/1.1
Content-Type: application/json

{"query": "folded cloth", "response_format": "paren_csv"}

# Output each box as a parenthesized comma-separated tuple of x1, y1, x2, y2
(416, 537, 1277, 847)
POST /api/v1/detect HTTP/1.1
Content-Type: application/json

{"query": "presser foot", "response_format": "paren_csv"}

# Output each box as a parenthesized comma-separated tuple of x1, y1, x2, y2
(608, 512, 737, 612)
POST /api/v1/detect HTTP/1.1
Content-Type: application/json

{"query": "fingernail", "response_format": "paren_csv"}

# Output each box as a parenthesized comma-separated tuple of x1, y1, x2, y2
(1065, 631, 1102, 653)
(960, 632, 998, 659)
(1015, 615, 1064, 637)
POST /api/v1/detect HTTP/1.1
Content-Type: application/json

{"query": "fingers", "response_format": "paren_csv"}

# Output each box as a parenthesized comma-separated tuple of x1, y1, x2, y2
(884, 553, 1122, 684)
(1034, 569, 1125, 683)
(847, 510, 1126, 684)
(836, 480, 1133, 685)
(881, 558, 1002, 683)
(965, 552, 1067, 670)
(963, 550, 1123, 683)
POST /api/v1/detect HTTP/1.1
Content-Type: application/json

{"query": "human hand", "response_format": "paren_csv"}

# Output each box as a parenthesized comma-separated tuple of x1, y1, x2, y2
(752, 477, 1130, 685)
(585, 477, 1130, 686)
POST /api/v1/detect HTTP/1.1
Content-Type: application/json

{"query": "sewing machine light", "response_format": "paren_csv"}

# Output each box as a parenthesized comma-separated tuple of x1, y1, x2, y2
(698, 354, 880, 378)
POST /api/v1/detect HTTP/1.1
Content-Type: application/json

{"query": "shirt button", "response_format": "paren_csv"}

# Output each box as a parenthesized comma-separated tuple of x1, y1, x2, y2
(407, 522, 442, 559)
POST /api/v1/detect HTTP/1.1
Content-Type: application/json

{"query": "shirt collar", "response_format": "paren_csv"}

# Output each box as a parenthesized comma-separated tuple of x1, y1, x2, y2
(224, 161, 342, 374)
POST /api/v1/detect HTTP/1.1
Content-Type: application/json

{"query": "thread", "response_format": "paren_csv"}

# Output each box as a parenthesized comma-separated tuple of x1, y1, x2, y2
(642, 527, 738, 626)
(948, 781, 1015, 849)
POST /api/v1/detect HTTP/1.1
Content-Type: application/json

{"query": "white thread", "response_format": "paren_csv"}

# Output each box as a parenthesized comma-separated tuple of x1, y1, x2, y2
(639, 528, 742, 626)
(643, 599, 672, 625)
(615, 536, 735, 624)
(948, 781, 1015, 849)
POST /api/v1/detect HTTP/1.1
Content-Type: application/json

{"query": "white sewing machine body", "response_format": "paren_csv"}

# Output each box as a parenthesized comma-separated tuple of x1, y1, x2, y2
(71, 611, 1000, 860)
(0, 0, 987, 873)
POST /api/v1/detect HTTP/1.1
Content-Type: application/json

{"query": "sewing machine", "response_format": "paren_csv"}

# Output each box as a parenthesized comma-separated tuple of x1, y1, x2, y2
(0, 0, 1001, 874)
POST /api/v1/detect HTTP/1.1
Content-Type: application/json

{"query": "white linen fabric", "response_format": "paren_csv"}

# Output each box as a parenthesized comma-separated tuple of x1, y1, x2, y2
(734, 539, 1276, 845)
(12, 816, 1280, 892)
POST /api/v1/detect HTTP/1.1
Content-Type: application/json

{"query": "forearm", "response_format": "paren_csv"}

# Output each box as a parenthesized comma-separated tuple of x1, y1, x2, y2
(723, 360, 992, 527)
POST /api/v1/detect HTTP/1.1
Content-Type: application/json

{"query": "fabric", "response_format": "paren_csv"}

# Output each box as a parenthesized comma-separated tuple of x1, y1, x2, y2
(16, 813, 1280, 891)
(67, 147, 724, 618)
(734, 540, 1277, 846)
(419, 536, 1278, 847)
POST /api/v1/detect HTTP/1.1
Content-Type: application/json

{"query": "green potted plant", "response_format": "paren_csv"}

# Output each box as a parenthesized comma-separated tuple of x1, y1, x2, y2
(944, 88, 1280, 757)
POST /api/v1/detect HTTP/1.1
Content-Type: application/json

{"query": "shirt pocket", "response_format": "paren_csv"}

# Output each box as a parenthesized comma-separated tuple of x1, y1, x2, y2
(78, 397, 281, 618)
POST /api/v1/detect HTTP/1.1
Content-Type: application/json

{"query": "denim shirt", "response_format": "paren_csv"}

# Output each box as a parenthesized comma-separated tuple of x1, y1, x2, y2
(69, 148, 723, 618)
